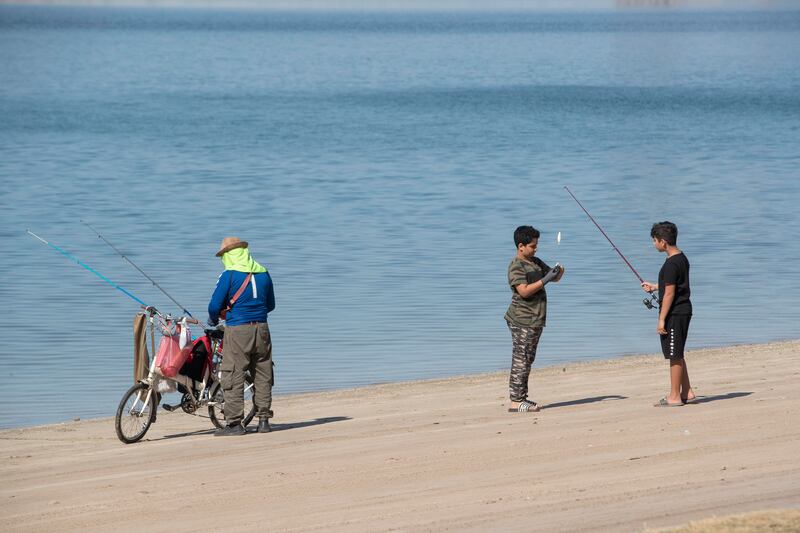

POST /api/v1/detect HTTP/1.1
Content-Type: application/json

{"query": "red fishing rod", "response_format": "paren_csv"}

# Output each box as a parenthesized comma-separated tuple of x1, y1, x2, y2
(564, 186, 658, 310)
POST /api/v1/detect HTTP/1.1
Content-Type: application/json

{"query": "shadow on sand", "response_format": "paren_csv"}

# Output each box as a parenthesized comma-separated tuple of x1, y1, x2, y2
(541, 395, 627, 410)
(158, 427, 216, 440)
(269, 416, 351, 432)
(689, 391, 752, 405)
(158, 416, 351, 440)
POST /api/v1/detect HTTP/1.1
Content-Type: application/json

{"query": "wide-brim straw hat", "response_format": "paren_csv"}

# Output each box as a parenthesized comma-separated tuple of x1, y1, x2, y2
(215, 236, 249, 257)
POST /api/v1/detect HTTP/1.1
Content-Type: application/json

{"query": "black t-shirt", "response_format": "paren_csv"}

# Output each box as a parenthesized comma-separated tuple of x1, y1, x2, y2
(658, 252, 692, 315)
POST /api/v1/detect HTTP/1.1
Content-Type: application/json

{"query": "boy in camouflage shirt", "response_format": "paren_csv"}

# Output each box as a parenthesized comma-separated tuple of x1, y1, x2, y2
(505, 226, 565, 412)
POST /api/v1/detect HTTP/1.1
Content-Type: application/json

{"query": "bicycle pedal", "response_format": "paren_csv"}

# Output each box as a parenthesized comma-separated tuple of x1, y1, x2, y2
(162, 404, 177, 412)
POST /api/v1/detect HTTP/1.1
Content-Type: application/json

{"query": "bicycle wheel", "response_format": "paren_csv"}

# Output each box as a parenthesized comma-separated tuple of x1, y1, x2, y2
(208, 373, 256, 429)
(115, 382, 157, 444)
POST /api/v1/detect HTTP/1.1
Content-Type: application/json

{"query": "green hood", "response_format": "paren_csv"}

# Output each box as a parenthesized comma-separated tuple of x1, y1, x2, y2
(220, 247, 267, 273)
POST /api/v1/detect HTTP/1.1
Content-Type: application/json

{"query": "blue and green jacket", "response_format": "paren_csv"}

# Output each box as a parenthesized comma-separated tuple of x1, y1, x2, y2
(208, 270, 275, 326)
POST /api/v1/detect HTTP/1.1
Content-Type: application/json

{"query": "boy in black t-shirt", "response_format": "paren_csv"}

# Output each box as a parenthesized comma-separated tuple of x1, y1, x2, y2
(641, 221, 696, 407)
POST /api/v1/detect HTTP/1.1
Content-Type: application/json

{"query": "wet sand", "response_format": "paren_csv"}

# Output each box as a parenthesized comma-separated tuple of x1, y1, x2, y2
(2, 340, 799, 532)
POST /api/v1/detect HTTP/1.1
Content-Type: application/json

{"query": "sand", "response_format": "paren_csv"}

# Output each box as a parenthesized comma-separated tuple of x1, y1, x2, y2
(2, 340, 799, 532)
(652, 509, 800, 532)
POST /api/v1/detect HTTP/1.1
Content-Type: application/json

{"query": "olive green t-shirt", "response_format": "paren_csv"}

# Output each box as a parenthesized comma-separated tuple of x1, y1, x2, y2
(504, 256, 550, 328)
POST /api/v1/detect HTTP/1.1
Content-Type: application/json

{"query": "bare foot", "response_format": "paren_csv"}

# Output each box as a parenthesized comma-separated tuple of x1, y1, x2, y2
(665, 394, 683, 404)
(655, 397, 684, 407)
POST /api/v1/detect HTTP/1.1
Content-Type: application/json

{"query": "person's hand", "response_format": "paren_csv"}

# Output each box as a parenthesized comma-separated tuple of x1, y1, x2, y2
(554, 264, 565, 282)
(541, 265, 560, 285)
(657, 319, 667, 335)
(641, 281, 657, 293)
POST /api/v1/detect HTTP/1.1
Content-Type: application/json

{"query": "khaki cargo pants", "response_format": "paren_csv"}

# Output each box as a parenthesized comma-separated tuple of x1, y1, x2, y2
(220, 322, 274, 425)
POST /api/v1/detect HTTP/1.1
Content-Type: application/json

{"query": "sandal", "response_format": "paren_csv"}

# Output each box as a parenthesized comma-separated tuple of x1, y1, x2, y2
(654, 397, 683, 407)
(508, 399, 540, 413)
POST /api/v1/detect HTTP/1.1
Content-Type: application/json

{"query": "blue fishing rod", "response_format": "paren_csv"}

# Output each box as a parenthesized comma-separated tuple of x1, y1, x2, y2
(81, 221, 194, 318)
(27, 229, 150, 308)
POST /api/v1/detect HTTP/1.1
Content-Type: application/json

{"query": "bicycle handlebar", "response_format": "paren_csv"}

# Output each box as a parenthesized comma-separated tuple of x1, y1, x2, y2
(140, 305, 211, 329)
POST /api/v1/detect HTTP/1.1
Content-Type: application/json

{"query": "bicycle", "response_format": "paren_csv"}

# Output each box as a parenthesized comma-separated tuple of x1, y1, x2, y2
(115, 306, 256, 444)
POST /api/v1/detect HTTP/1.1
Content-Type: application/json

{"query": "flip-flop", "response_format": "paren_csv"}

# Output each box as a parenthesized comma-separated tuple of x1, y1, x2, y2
(654, 397, 683, 407)
(508, 400, 540, 413)
(681, 397, 697, 405)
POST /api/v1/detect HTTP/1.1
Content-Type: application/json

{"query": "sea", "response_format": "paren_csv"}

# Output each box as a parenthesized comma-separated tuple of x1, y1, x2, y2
(0, 5, 798, 428)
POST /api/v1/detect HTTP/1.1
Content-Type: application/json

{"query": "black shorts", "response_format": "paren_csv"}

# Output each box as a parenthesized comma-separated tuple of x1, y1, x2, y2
(660, 314, 691, 360)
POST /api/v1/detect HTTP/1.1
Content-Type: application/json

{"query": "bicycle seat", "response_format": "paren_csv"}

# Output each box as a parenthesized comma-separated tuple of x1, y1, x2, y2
(205, 329, 224, 340)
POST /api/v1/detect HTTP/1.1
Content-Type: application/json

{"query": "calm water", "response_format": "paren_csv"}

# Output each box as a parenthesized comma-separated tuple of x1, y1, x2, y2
(1, 6, 799, 428)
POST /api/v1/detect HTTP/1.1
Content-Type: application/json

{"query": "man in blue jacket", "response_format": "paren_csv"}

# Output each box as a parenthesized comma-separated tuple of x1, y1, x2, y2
(208, 237, 276, 436)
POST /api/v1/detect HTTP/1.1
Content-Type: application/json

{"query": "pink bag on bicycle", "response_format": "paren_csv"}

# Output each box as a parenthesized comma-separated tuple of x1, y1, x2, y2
(155, 327, 193, 378)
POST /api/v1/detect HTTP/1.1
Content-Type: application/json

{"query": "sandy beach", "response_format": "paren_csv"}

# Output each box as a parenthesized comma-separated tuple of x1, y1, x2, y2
(2, 340, 799, 532)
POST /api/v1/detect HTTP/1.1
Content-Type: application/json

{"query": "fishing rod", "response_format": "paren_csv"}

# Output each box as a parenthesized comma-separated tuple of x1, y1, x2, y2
(27, 229, 150, 308)
(81, 220, 194, 318)
(563, 186, 658, 310)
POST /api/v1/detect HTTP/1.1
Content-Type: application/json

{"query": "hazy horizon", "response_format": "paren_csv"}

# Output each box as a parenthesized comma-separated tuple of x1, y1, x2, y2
(1, 0, 799, 11)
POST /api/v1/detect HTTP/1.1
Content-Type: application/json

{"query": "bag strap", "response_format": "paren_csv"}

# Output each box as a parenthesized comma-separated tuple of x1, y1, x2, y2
(228, 273, 253, 309)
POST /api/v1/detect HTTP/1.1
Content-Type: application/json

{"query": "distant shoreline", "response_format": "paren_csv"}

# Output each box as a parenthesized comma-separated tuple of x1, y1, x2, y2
(1, 0, 798, 11)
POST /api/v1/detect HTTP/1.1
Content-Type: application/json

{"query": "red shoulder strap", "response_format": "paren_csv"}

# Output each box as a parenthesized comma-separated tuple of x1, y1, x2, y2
(220, 273, 253, 320)
(229, 273, 253, 308)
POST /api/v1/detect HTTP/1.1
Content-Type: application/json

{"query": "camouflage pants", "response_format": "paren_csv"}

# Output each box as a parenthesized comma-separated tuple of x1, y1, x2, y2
(507, 321, 543, 402)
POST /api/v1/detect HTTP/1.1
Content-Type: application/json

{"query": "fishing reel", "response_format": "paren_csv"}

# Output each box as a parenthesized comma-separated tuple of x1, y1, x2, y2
(155, 313, 178, 336)
(643, 292, 659, 310)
